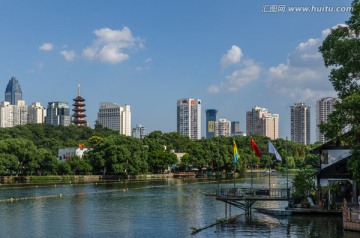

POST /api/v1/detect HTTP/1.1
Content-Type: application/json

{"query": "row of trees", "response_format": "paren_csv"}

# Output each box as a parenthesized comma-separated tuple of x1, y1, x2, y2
(319, 0, 360, 181)
(0, 123, 318, 176)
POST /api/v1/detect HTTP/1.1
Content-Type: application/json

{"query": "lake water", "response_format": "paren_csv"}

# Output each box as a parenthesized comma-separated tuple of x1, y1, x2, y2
(0, 173, 358, 238)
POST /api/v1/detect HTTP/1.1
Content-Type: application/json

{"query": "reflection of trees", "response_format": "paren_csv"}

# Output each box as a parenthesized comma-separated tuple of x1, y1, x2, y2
(289, 215, 343, 238)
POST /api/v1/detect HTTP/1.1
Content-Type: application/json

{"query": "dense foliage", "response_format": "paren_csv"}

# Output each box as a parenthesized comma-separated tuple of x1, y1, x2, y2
(319, 0, 360, 181)
(0, 124, 318, 176)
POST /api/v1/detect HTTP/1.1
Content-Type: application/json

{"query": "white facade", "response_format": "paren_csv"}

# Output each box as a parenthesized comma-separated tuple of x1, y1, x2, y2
(58, 147, 89, 161)
(97, 102, 131, 136)
(0, 101, 13, 127)
(177, 98, 201, 140)
(215, 118, 231, 137)
(291, 103, 311, 145)
(132, 124, 148, 139)
(27, 102, 45, 124)
(316, 97, 338, 143)
(246, 106, 279, 140)
(0, 100, 27, 128)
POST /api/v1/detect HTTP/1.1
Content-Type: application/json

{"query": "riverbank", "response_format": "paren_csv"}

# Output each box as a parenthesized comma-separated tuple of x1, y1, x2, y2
(0, 173, 176, 185)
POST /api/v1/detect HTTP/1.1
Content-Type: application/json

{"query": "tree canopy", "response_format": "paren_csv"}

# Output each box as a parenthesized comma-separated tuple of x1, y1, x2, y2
(0, 124, 317, 176)
(319, 0, 360, 180)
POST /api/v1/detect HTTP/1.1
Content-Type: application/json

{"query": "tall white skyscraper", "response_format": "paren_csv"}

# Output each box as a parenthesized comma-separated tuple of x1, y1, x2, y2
(97, 102, 131, 136)
(177, 98, 201, 140)
(316, 97, 338, 143)
(27, 102, 45, 124)
(0, 101, 14, 128)
(246, 106, 279, 140)
(291, 103, 311, 145)
(0, 100, 27, 127)
(215, 118, 231, 137)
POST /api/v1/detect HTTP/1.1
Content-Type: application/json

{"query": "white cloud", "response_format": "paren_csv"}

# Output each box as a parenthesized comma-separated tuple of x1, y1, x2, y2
(28, 62, 45, 73)
(224, 60, 261, 92)
(60, 50, 76, 61)
(207, 85, 220, 93)
(83, 26, 142, 64)
(135, 57, 153, 71)
(266, 27, 337, 102)
(208, 59, 261, 93)
(220, 45, 243, 69)
(39, 43, 54, 51)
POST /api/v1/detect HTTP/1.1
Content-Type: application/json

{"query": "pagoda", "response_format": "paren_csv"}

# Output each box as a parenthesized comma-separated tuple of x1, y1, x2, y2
(72, 84, 87, 126)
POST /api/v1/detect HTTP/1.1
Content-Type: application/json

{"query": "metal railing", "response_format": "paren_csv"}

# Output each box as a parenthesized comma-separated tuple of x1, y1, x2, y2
(216, 187, 290, 198)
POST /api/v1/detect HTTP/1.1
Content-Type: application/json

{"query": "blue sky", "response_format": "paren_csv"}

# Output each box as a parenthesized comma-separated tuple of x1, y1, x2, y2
(0, 0, 353, 142)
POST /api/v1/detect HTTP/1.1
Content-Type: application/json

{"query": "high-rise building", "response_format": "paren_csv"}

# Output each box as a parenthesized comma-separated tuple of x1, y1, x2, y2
(132, 124, 148, 139)
(97, 102, 131, 136)
(246, 106, 279, 140)
(72, 84, 87, 126)
(27, 102, 45, 124)
(215, 118, 231, 137)
(291, 103, 311, 145)
(45, 102, 70, 126)
(5, 76, 22, 105)
(316, 97, 338, 143)
(205, 109, 217, 138)
(231, 121, 240, 135)
(0, 100, 27, 127)
(177, 98, 201, 140)
(0, 102, 12, 128)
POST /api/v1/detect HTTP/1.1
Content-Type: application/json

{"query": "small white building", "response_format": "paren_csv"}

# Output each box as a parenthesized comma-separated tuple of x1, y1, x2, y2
(58, 147, 89, 161)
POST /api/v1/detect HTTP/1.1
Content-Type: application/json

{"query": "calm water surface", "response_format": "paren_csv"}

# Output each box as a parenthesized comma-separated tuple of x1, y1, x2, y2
(0, 174, 358, 238)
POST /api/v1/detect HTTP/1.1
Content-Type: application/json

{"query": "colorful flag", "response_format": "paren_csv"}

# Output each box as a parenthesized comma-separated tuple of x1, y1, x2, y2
(251, 138, 261, 157)
(233, 140, 239, 164)
(268, 141, 282, 161)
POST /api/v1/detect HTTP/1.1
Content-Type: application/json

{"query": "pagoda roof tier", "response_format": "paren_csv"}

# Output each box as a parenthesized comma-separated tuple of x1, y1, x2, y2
(73, 102, 86, 106)
(73, 96, 85, 101)
(72, 113, 86, 116)
(72, 108, 86, 112)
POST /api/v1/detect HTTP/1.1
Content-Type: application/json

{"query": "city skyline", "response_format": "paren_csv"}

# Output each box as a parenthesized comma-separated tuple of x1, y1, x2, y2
(0, 76, 341, 143)
(0, 0, 353, 143)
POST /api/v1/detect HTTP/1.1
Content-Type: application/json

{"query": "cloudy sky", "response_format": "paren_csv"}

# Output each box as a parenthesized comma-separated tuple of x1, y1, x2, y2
(0, 0, 353, 143)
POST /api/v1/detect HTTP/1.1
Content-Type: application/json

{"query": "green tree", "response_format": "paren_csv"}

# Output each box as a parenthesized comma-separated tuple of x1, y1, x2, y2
(292, 169, 316, 203)
(148, 150, 177, 173)
(287, 156, 296, 169)
(37, 148, 58, 175)
(58, 162, 72, 175)
(319, 0, 360, 181)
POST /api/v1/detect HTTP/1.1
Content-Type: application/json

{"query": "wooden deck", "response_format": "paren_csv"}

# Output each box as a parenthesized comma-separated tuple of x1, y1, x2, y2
(213, 187, 290, 216)
(216, 187, 290, 201)
(343, 199, 360, 232)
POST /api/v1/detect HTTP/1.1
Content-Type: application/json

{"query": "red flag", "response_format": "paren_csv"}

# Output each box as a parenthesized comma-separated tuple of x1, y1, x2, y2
(251, 138, 261, 157)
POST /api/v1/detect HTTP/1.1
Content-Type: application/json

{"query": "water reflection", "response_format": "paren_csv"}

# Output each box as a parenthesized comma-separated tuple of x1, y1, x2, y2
(0, 174, 352, 238)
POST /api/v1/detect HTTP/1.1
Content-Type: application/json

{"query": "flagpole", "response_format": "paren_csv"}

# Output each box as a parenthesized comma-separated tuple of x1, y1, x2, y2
(234, 162, 236, 188)
(251, 157, 253, 189)
(286, 137, 289, 198)
(268, 157, 271, 197)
